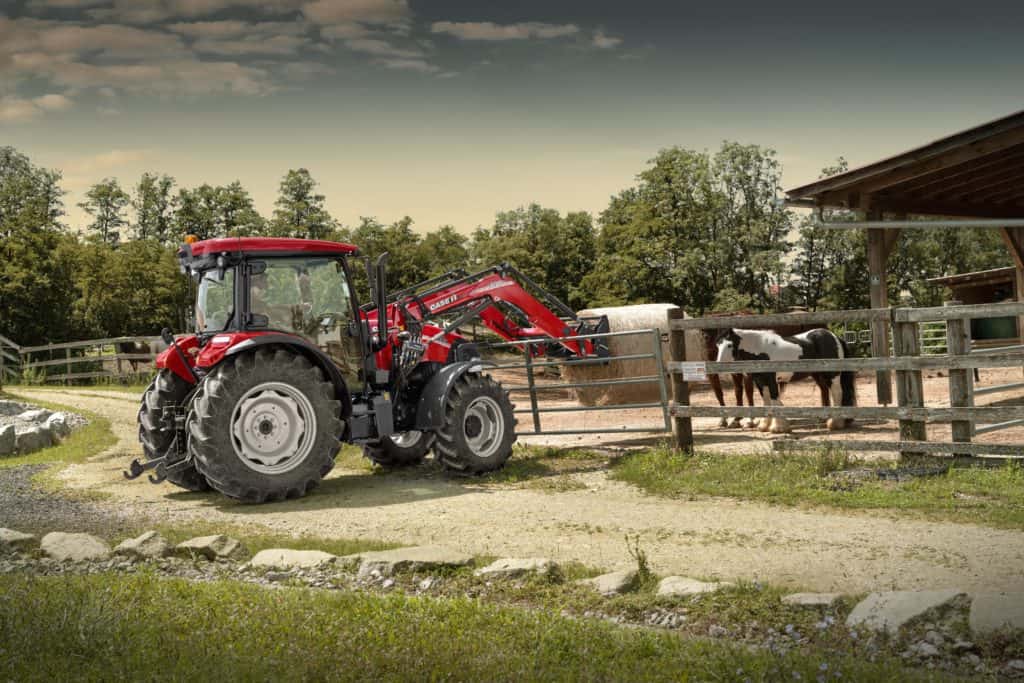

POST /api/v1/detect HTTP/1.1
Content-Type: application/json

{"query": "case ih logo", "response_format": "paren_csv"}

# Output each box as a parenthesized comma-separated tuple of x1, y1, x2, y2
(429, 295, 457, 311)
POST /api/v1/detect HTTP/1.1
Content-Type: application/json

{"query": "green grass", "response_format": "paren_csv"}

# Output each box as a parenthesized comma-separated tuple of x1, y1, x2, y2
(0, 572, 930, 682)
(612, 445, 1024, 529)
(0, 391, 117, 470)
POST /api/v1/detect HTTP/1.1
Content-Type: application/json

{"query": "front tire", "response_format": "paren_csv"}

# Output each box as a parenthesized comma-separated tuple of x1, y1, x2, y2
(187, 348, 344, 503)
(434, 373, 516, 475)
(363, 432, 434, 467)
(138, 369, 209, 492)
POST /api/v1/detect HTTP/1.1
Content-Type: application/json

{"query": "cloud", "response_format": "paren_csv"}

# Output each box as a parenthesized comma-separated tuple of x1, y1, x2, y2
(0, 93, 74, 122)
(376, 57, 439, 74)
(301, 0, 408, 25)
(45, 59, 275, 95)
(26, 0, 108, 8)
(87, 0, 304, 24)
(63, 148, 153, 175)
(430, 21, 580, 41)
(344, 37, 421, 59)
(592, 31, 622, 49)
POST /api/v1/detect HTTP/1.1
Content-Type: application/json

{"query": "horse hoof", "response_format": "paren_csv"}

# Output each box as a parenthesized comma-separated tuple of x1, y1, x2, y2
(718, 417, 729, 428)
(728, 418, 743, 429)
(743, 419, 757, 429)
(827, 418, 846, 431)
(758, 422, 772, 433)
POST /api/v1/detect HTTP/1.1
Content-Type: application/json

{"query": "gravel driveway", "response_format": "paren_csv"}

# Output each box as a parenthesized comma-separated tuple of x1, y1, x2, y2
(6, 387, 1024, 595)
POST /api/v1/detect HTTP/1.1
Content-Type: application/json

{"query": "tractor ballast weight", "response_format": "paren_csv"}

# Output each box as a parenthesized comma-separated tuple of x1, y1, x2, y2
(129, 236, 609, 503)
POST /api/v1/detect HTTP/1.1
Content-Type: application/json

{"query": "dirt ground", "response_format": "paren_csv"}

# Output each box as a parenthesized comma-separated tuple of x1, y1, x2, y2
(9, 385, 1024, 595)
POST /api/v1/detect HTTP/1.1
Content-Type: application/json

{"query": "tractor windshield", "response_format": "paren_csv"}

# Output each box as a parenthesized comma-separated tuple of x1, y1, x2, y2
(196, 267, 235, 332)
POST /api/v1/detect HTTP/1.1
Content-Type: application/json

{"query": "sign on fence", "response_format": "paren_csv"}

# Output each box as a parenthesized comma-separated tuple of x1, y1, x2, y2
(678, 361, 707, 382)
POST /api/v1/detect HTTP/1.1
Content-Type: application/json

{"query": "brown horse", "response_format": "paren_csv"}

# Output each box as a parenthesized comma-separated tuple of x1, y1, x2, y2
(702, 313, 835, 429)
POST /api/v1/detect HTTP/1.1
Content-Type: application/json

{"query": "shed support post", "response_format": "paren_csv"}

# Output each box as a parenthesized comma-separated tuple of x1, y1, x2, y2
(867, 219, 898, 405)
(1000, 226, 1024, 377)
(668, 308, 693, 453)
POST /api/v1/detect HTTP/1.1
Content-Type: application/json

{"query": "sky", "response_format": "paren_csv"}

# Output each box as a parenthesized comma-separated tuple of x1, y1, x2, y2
(2, 0, 1024, 234)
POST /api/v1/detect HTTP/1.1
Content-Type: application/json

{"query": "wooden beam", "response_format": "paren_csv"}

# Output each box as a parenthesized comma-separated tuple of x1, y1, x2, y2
(891, 145, 1024, 195)
(866, 215, 893, 405)
(869, 197, 1024, 219)
(961, 173, 1024, 202)
(1001, 226, 1024, 366)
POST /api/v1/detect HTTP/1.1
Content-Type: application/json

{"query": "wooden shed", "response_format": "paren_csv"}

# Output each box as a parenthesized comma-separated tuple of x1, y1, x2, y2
(785, 110, 1024, 404)
(927, 267, 1020, 347)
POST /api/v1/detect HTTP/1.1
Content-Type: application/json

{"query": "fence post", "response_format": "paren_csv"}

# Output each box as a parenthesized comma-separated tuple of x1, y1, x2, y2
(945, 311, 973, 459)
(667, 308, 693, 452)
(892, 311, 927, 457)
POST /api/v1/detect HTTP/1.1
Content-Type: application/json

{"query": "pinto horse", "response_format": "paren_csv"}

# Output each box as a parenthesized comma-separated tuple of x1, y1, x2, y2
(701, 326, 755, 428)
(715, 327, 857, 434)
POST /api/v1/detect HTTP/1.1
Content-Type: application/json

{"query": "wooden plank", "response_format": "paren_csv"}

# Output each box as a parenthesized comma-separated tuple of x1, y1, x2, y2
(893, 301, 1024, 323)
(669, 352, 1024, 374)
(0, 333, 20, 350)
(946, 316, 973, 456)
(0, 348, 18, 364)
(668, 308, 693, 452)
(867, 221, 893, 405)
(1001, 227, 1024, 371)
(670, 404, 1024, 421)
(671, 308, 892, 331)
(44, 371, 115, 382)
(18, 335, 161, 354)
(893, 319, 927, 451)
(775, 439, 1024, 458)
(21, 353, 156, 369)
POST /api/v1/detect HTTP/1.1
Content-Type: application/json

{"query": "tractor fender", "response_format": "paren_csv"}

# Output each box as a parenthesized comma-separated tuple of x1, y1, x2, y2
(224, 334, 353, 420)
(414, 361, 491, 431)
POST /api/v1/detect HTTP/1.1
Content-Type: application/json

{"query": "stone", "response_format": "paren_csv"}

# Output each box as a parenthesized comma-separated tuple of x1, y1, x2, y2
(577, 570, 638, 596)
(251, 548, 337, 570)
(40, 532, 112, 562)
(846, 590, 964, 635)
(1006, 660, 1024, 674)
(0, 400, 25, 417)
(969, 592, 1024, 635)
(114, 531, 172, 560)
(708, 624, 728, 638)
(17, 409, 52, 423)
(910, 642, 940, 659)
(474, 557, 558, 579)
(358, 545, 474, 578)
(0, 528, 35, 550)
(45, 413, 71, 438)
(14, 426, 52, 454)
(781, 593, 843, 608)
(175, 535, 246, 560)
(923, 630, 945, 647)
(0, 424, 14, 456)
(656, 576, 733, 597)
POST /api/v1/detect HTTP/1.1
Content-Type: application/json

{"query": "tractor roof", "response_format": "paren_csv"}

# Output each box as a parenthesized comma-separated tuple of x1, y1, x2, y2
(184, 237, 358, 258)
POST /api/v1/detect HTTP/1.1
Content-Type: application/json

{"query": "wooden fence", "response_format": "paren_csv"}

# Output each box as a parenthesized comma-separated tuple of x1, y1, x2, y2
(1, 335, 162, 385)
(666, 302, 1024, 459)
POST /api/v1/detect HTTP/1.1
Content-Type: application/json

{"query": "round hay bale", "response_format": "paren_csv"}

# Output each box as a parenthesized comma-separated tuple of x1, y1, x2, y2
(563, 304, 680, 407)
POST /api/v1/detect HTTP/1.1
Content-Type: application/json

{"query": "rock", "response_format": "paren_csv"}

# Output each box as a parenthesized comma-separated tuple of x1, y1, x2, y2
(14, 426, 52, 454)
(1006, 660, 1024, 675)
(175, 535, 246, 560)
(910, 642, 940, 659)
(781, 593, 842, 608)
(18, 409, 52, 423)
(0, 424, 15, 456)
(40, 532, 111, 562)
(358, 545, 474, 578)
(0, 528, 35, 550)
(969, 592, 1024, 635)
(846, 590, 964, 635)
(474, 557, 558, 579)
(707, 624, 728, 638)
(656, 576, 733, 597)
(251, 548, 337, 570)
(0, 400, 26, 417)
(114, 531, 172, 560)
(45, 413, 71, 438)
(577, 570, 638, 596)
(951, 640, 976, 653)
(923, 630, 945, 647)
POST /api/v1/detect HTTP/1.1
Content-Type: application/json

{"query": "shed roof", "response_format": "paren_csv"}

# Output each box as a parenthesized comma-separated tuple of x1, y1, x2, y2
(926, 266, 1016, 288)
(786, 110, 1024, 218)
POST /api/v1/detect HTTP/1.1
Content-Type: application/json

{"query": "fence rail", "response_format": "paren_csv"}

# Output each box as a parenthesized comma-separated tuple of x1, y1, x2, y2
(0, 335, 162, 385)
(667, 303, 1024, 460)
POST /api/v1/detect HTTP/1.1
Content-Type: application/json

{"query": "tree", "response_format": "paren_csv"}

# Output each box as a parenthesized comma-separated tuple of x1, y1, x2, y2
(79, 178, 129, 245)
(0, 147, 77, 345)
(132, 173, 176, 243)
(219, 181, 266, 236)
(417, 225, 469, 277)
(471, 204, 596, 310)
(270, 169, 335, 239)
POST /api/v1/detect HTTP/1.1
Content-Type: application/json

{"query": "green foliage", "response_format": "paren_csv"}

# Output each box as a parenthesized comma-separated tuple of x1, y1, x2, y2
(269, 168, 336, 239)
(132, 173, 175, 243)
(470, 204, 596, 310)
(173, 181, 265, 241)
(582, 143, 790, 313)
(79, 177, 129, 245)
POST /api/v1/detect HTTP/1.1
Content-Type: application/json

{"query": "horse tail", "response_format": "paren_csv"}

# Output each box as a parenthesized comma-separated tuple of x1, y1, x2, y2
(838, 336, 857, 407)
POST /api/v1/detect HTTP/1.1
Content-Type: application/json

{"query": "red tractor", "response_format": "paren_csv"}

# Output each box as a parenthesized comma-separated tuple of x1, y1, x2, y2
(129, 236, 608, 503)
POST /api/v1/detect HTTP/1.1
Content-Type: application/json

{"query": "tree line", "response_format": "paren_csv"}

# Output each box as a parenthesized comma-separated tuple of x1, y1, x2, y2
(0, 144, 1011, 347)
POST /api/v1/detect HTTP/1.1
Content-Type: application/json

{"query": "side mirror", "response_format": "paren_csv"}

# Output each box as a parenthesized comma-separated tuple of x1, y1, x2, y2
(161, 327, 175, 346)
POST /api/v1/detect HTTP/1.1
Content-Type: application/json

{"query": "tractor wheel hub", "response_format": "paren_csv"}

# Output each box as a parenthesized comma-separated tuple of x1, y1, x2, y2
(231, 382, 317, 474)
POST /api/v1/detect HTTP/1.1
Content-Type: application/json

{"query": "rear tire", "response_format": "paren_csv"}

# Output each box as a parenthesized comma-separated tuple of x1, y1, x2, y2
(362, 432, 433, 467)
(434, 373, 516, 475)
(138, 369, 209, 492)
(187, 348, 344, 503)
